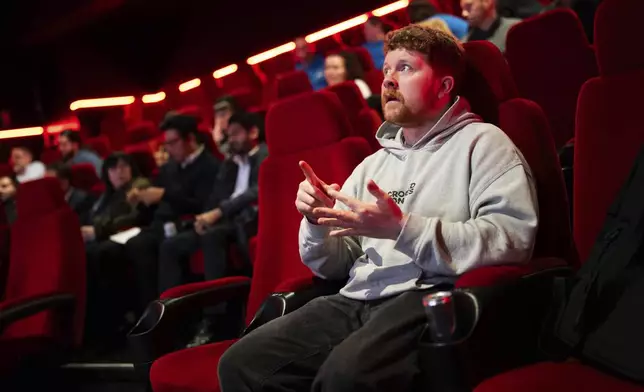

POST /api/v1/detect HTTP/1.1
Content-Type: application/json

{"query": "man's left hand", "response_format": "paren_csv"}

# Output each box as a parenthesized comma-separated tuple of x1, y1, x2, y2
(138, 187, 165, 206)
(194, 208, 222, 235)
(312, 180, 405, 240)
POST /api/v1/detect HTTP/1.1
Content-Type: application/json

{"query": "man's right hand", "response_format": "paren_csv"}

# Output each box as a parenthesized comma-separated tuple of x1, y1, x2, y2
(295, 161, 340, 223)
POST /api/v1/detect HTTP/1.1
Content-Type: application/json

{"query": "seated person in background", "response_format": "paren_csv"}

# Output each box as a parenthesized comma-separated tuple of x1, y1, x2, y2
(11, 146, 45, 183)
(407, 0, 469, 39)
(46, 162, 95, 221)
(125, 114, 220, 314)
(324, 51, 372, 99)
(295, 37, 327, 91)
(81, 152, 151, 243)
(218, 25, 538, 392)
(83, 152, 151, 347)
(461, 0, 520, 52)
(0, 175, 18, 224)
(158, 111, 268, 345)
(363, 17, 390, 70)
(212, 95, 240, 157)
(59, 129, 103, 175)
(418, 17, 459, 40)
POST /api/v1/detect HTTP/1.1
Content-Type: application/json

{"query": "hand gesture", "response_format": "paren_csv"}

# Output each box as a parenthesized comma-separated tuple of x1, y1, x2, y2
(138, 187, 165, 206)
(194, 208, 222, 235)
(80, 226, 96, 242)
(295, 161, 340, 222)
(312, 180, 405, 240)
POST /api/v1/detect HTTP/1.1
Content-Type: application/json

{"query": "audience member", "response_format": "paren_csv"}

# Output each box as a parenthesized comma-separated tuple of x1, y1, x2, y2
(59, 130, 104, 175)
(212, 95, 240, 157)
(324, 51, 372, 99)
(219, 25, 538, 391)
(11, 146, 45, 183)
(0, 175, 17, 225)
(363, 17, 389, 70)
(461, 0, 520, 52)
(45, 162, 95, 221)
(83, 152, 151, 347)
(125, 114, 220, 313)
(294, 37, 327, 91)
(407, 0, 469, 39)
(418, 17, 458, 39)
(158, 111, 268, 346)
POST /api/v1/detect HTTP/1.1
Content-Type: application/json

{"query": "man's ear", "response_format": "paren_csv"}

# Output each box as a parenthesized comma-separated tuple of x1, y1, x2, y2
(249, 126, 260, 141)
(437, 76, 455, 99)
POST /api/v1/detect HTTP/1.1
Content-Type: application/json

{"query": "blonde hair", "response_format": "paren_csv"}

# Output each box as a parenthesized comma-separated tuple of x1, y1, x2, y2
(416, 18, 457, 41)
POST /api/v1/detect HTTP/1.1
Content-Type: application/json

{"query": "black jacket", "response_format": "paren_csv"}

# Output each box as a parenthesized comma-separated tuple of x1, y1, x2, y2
(203, 143, 268, 218)
(67, 187, 96, 223)
(153, 150, 221, 223)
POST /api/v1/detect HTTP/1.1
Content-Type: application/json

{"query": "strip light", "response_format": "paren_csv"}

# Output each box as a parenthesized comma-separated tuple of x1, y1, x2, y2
(142, 91, 166, 103)
(178, 78, 201, 92)
(70, 96, 135, 111)
(373, 0, 409, 16)
(305, 14, 369, 43)
(46, 121, 80, 134)
(0, 127, 44, 140)
(247, 42, 296, 65)
(213, 64, 238, 79)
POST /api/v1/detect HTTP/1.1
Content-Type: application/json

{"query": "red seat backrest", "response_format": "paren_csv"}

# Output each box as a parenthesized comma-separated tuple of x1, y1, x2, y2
(127, 121, 158, 144)
(274, 70, 314, 101)
(247, 91, 372, 323)
(40, 149, 63, 165)
(70, 163, 102, 193)
(573, 0, 644, 262)
(258, 51, 296, 82)
(3, 178, 86, 346)
(123, 144, 159, 178)
(349, 46, 376, 72)
(84, 135, 112, 159)
(462, 41, 577, 265)
(506, 9, 598, 149)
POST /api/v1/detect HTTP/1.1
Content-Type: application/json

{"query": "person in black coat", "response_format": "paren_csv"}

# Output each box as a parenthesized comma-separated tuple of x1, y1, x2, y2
(45, 162, 96, 222)
(157, 112, 268, 346)
(125, 114, 221, 313)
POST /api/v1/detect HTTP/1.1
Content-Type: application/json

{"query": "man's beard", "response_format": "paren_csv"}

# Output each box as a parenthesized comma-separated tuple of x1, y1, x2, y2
(382, 91, 425, 126)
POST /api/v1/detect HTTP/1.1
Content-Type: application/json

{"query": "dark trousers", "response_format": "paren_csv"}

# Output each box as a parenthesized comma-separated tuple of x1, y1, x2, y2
(218, 289, 436, 392)
(84, 240, 131, 341)
(125, 225, 165, 313)
(157, 225, 234, 295)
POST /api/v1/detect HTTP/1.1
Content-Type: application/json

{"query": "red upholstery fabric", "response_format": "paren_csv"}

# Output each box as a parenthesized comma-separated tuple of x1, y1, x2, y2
(159, 277, 251, 300)
(176, 89, 215, 129)
(40, 149, 62, 165)
(314, 36, 346, 57)
(84, 135, 112, 158)
(0, 163, 12, 178)
(127, 121, 158, 144)
(258, 52, 296, 82)
(349, 46, 375, 72)
(150, 339, 237, 392)
(123, 144, 158, 178)
(1, 178, 85, 372)
(217, 65, 263, 94)
(594, 0, 644, 76)
(274, 70, 313, 101)
(456, 257, 568, 288)
(476, 361, 643, 392)
(70, 163, 101, 193)
(506, 9, 598, 148)
(364, 69, 384, 95)
(227, 88, 262, 111)
(326, 81, 381, 151)
(340, 27, 366, 47)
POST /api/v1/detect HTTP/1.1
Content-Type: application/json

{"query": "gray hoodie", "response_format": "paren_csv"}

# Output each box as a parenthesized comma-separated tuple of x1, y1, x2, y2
(299, 97, 538, 300)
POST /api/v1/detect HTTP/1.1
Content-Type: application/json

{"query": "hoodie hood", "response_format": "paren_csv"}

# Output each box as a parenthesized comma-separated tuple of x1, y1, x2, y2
(376, 96, 481, 156)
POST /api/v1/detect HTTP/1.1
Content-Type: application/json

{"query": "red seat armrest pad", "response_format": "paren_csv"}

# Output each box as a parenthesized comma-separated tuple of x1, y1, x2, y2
(159, 276, 251, 300)
(455, 258, 569, 288)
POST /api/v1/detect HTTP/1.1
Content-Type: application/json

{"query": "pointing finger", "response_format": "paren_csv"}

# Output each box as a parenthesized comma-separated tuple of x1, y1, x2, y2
(299, 161, 327, 189)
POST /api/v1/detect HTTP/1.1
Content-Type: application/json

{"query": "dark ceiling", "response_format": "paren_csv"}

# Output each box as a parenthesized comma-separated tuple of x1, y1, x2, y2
(0, 0, 391, 126)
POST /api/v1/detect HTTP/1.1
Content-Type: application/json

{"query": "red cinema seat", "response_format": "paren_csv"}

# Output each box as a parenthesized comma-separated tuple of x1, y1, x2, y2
(127, 121, 158, 144)
(0, 178, 85, 382)
(327, 81, 382, 151)
(349, 46, 376, 72)
(506, 8, 598, 149)
(123, 144, 158, 178)
(70, 163, 103, 195)
(144, 91, 372, 392)
(217, 64, 262, 95)
(84, 135, 112, 159)
(40, 149, 63, 165)
(274, 70, 314, 101)
(0, 163, 11, 178)
(257, 51, 296, 82)
(476, 0, 644, 390)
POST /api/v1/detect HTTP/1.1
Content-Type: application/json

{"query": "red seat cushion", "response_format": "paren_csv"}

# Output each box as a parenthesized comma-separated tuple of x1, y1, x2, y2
(0, 337, 59, 377)
(476, 361, 644, 392)
(150, 339, 237, 392)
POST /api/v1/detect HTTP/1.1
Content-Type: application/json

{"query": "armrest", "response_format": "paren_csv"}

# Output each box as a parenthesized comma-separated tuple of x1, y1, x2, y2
(418, 269, 570, 390)
(455, 257, 571, 288)
(127, 276, 251, 368)
(242, 276, 345, 336)
(0, 292, 75, 331)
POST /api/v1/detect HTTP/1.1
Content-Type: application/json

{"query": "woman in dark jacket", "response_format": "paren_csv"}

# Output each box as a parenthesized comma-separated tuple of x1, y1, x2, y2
(83, 152, 151, 348)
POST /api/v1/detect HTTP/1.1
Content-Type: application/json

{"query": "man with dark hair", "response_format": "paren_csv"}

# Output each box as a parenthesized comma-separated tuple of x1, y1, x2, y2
(461, 0, 520, 52)
(45, 162, 95, 220)
(363, 17, 388, 70)
(58, 130, 103, 175)
(218, 25, 537, 392)
(157, 112, 268, 344)
(11, 146, 45, 183)
(125, 113, 220, 313)
(212, 95, 239, 156)
(407, 0, 469, 39)
(294, 37, 327, 91)
(0, 175, 18, 224)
